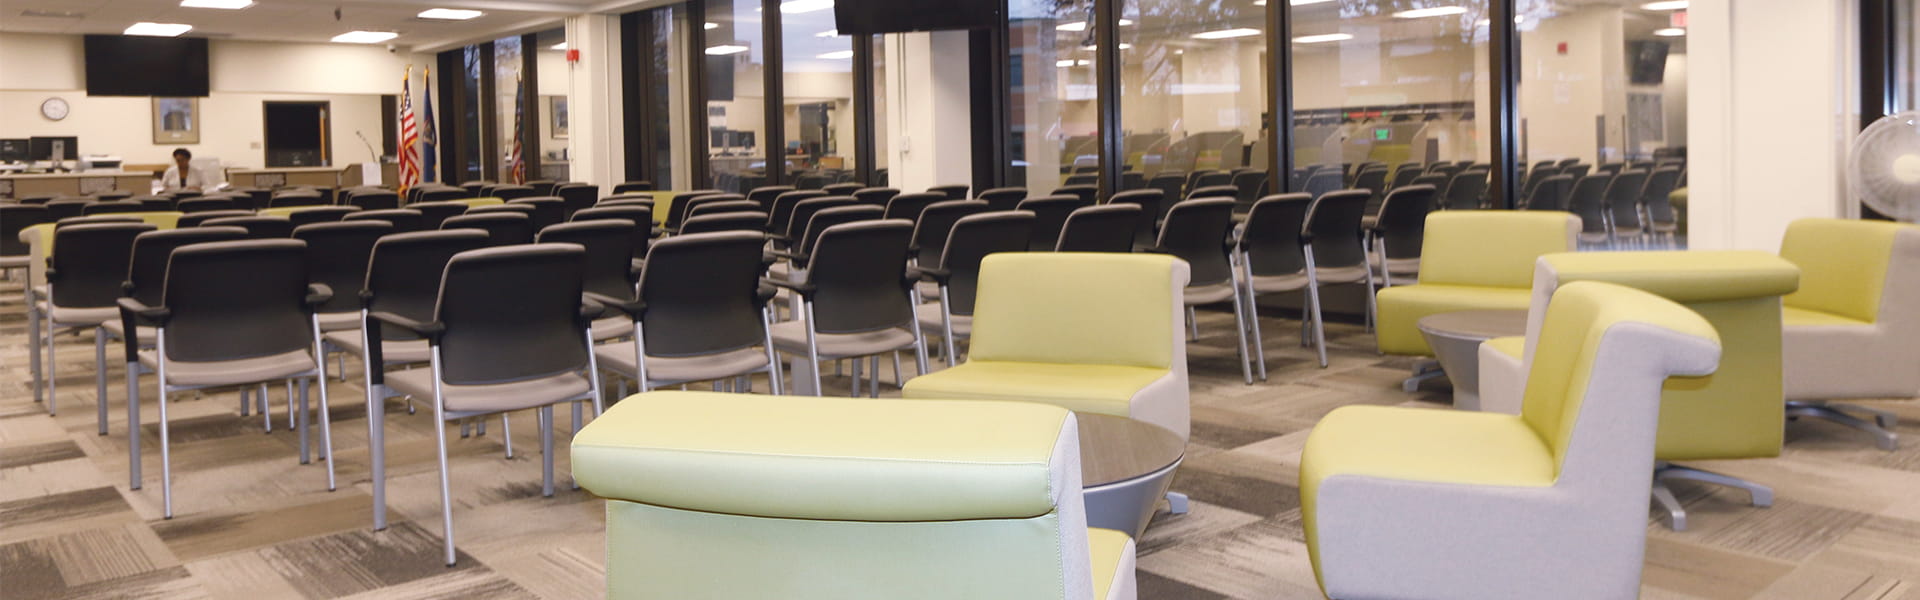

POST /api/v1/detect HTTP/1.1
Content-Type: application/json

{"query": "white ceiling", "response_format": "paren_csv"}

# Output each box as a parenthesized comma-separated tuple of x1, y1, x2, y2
(0, 0, 605, 49)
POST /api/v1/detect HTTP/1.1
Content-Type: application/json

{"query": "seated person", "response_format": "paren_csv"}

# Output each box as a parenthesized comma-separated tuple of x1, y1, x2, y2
(161, 148, 214, 193)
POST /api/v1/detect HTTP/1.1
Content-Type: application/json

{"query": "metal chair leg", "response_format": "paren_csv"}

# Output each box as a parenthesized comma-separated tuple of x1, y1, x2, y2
(95, 328, 109, 435)
(1787, 401, 1899, 451)
(538, 406, 555, 497)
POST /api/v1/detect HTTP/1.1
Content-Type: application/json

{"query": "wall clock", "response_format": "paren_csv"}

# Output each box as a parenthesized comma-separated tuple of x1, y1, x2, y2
(41, 97, 70, 121)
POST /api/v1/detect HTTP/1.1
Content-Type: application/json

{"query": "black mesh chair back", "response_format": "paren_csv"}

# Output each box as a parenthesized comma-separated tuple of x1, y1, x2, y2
(286, 206, 361, 228)
(1107, 189, 1167, 249)
(1595, 163, 1625, 175)
(767, 190, 828, 233)
(1524, 174, 1575, 211)
(1605, 169, 1650, 231)
(1304, 190, 1372, 270)
(1642, 167, 1683, 224)
(554, 184, 599, 218)
(795, 205, 885, 267)
(48, 223, 155, 310)
(1239, 194, 1312, 278)
(1302, 170, 1344, 199)
(56, 216, 142, 228)
(666, 191, 731, 230)
(81, 201, 143, 216)
(747, 185, 796, 211)
(1193, 171, 1233, 190)
(491, 184, 536, 201)
(1188, 184, 1239, 201)
(1121, 171, 1146, 191)
(19, 194, 56, 205)
(1062, 174, 1098, 187)
(612, 181, 654, 194)
(1559, 157, 1584, 167)
(1521, 165, 1562, 201)
(852, 187, 900, 207)
(1054, 184, 1099, 204)
(229, 188, 270, 209)
(1561, 163, 1592, 180)
(570, 206, 654, 260)
(1, 205, 51, 258)
(528, 180, 559, 197)
(936, 212, 1035, 316)
(350, 191, 401, 210)
(882, 192, 944, 222)
(158, 240, 314, 363)
(687, 199, 761, 219)
(538, 220, 637, 302)
(791, 176, 827, 191)
(784, 196, 859, 242)
(927, 184, 969, 200)
(806, 220, 915, 334)
(461, 181, 492, 196)
(364, 230, 490, 342)
(1567, 174, 1613, 234)
(432, 244, 590, 385)
(680, 211, 769, 235)
(443, 212, 535, 247)
(203, 216, 295, 238)
(635, 231, 771, 356)
(132, 196, 175, 211)
(822, 182, 865, 196)
(468, 203, 535, 218)
(911, 200, 990, 267)
(1373, 185, 1438, 261)
(1056, 204, 1140, 253)
(176, 210, 254, 228)
(1444, 170, 1489, 210)
(1355, 167, 1390, 207)
(1146, 173, 1184, 205)
(177, 197, 237, 214)
(977, 187, 1029, 212)
(124, 227, 249, 307)
(1155, 198, 1237, 287)
(508, 197, 568, 230)
(1409, 173, 1451, 200)
(1388, 164, 1422, 191)
(46, 199, 92, 220)
(1426, 163, 1462, 178)
(268, 191, 325, 208)
(420, 188, 469, 203)
(205, 192, 258, 211)
(1230, 171, 1266, 205)
(408, 201, 469, 230)
(293, 221, 392, 315)
(1016, 195, 1090, 252)
(344, 209, 425, 233)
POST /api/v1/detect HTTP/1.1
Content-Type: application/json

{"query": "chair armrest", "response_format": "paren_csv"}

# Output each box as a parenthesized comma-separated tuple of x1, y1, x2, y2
(580, 298, 607, 324)
(768, 249, 805, 262)
(917, 266, 952, 284)
(585, 291, 645, 319)
(369, 311, 445, 344)
(44, 267, 60, 283)
(116, 297, 169, 363)
(756, 282, 778, 307)
(763, 277, 816, 297)
(305, 283, 333, 310)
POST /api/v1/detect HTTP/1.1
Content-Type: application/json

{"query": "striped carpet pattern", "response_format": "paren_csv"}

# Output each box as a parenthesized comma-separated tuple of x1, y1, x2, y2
(4, 277, 1919, 599)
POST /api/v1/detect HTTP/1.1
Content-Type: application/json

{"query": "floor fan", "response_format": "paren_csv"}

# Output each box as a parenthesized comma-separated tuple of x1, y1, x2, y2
(1851, 111, 1920, 221)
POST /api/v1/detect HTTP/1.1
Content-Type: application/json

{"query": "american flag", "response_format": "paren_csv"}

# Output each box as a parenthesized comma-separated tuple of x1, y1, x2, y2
(396, 66, 422, 193)
(508, 73, 527, 185)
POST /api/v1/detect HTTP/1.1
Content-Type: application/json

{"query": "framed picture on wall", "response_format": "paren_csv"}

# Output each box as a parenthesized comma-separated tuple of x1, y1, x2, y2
(152, 98, 199, 144)
(549, 96, 568, 139)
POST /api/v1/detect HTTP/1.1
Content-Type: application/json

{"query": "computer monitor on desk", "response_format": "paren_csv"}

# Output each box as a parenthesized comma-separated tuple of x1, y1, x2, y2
(0, 139, 27, 163)
(29, 136, 79, 170)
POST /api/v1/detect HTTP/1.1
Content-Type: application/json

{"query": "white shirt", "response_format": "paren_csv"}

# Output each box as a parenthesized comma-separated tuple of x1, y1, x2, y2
(161, 164, 215, 192)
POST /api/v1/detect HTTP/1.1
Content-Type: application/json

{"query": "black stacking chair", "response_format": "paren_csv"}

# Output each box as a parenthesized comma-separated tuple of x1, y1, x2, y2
(461, 180, 491, 196)
(910, 200, 990, 268)
(203, 215, 295, 238)
(1445, 170, 1489, 210)
(1056, 204, 1139, 253)
(0, 205, 50, 279)
(32, 222, 154, 410)
(286, 206, 362, 228)
(977, 187, 1028, 212)
(1567, 173, 1614, 246)
(117, 239, 336, 519)
(232, 187, 274, 209)
(176, 210, 255, 228)
(350, 190, 401, 210)
(420, 188, 469, 203)
(344, 208, 425, 233)
(778, 206, 886, 274)
(1017, 195, 1090, 252)
(469, 203, 535, 218)
(1387, 164, 1422, 191)
(748, 185, 796, 211)
(527, 180, 558, 197)
(1643, 167, 1684, 244)
(687, 199, 762, 220)
(46, 199, 92, 220)
(1230, 170, 1267, 206)
(269, 190, 326, 208)
(1409, 173, 1451, 202)
(1300, 190, 1375, 367)
(1145, 173, 1184, 205)
(177, 197, 236, 213)
(1302, 170, 1344, 200)
(1063, 174, 1098, 187)
(927, 184, 969, 200)
(917, 211, 1035, 367)
(93, 226, 249, 436)
(19, 194, 59, 205)
(852, 187, 901, 207)
(1192, 171, 1233, 190)
(79, 201, 141, 216)
(1561, 163, 1592, 180)
(1107, 189, 1167, 250)
(822, 182, 864, 196)
(1150, 197, 1252, 382)
(1234, 193, 1312, 381)
(1188, 184, 1239, 202)
(1605, 169, 1651, 246)
(491, 184, 536, 201)
(613, 181, 654, 194)
(571, 205, 655, 265)
(1354, 166, 1390, 204)
(767, 220, 929, 396)
(1367, 184, 1439, 289)
(554, 183, 600, 218)
(600, 194, 656, 208)
(509, 197, 568, 230)
(442, 212, 535, 247)
(130, 196, 175, 211)
(370, 243, 603, 565)
(664, 191, 731, 231)
(775, 196, 858, 251)
(1521, 165, 1562, 201)
(592, 230, 782, 395)
(1054, 184, 1099, 205)
(94, 190, 134, 202)
(680, 211, 769, 235)
(881, 192, 944, 223)
(539, 221, 640, 344)
(408, 201, 470, 230)
(294, 220, 392, 337)
(1523, 174, 1575, 211)
(1595, 163, 1625, 175)
(56, 215, 143, 227)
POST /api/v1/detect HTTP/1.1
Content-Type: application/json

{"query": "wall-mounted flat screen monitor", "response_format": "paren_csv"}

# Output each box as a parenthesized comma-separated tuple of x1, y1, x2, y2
(1628, 41, 1670, 85)
(0, 139, 28, 162)
(83, 35, 211, 97)
(29, 137, 79, 162)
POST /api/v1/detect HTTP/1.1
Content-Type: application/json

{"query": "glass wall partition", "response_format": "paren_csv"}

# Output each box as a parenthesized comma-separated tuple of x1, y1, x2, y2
(494, 35, 526, 182)
(534, 28, 570, 182)
(871, 34, 890, 185)
(703, 0, 768, 194)
(649, 7, 691, 189)
(1009, 0, 1100, 195)
(451, 45, 487, 184)
(1119, 0, 1268, 197)
(781, 3, 857, 186)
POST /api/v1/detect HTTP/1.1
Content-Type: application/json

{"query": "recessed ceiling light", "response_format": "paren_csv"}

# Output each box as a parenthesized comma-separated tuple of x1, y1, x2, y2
(779, 0, 834, 14)
(124, 22, 192, 37)
(1641, 1, 1689, 10)
(1293, 33, 1354, 43)
(1055, 59, 1091, 67)
(705, 22, 719, 30)
(816, 29, 839, 37)
(1191, 27, 1261, 40)
(332, 30, 398, 44)
(417, 8, 483, 20)
(706, 44, 750, 55)
(551, 42, 568, 50)
(1653, 27, 1686, 36)
(180, 0, 253, 9)
(1393, 6, 1469, 18)
(816, 50, 854, 59)
(1057, 21, 1088, 31)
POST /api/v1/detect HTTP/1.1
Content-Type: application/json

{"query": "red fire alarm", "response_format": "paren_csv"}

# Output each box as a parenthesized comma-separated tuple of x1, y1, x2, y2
(1557, 42, 1568, 55)
(566, 49, 581, 63)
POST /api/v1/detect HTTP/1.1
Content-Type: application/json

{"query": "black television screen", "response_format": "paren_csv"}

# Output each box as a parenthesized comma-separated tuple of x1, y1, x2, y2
(84, 35, 210, 97)
(0, 139, 27, 162)
(1628, 41, 1670, 85)
(834, 0, 999, 34)
(29, 137, 79, 162)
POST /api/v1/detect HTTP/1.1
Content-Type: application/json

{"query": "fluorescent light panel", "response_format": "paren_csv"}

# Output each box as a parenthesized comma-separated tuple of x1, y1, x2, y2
(124, 22, 192, 36)
(817, 50, 853, 59)
(706, 44, 750, 55)
(1055, 59, 1091, 67)
(705, 22, 720, 29)
(1653, 27, 1686, 36)
(816, 29, 839, 37)
(180, 0, 253, 9)
(1191, 27, 1260, 40)
(331, 30, 398, 43)
(1641, 1, 1689, 10)
(779, 0, 834, 14)
(551, 42, 568, 50)
(1292, 33, 1353, 43)
(417, 8, 483, 20)
(1057, 21, 1088, 31)
(1393, 6, 1469, 18)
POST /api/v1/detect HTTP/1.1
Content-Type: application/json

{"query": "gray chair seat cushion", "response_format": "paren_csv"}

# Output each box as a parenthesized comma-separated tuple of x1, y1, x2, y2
(1183, 282, 1239, 305)
(99, 319, 157, 346)
(591, 316, 630, 342)
(317, 311, 360, 332)
(37, 303, 118, 327)
(0, 256, 27, 268)
(913, 302, 972, 338)
(139, 348, 317, 387)
(1238, 271, 1309, 294)
(594, 345, 769, 385)
(1310, 265, 1371, 285)
(1367, 255, 1421, 276)
(769, 321, 916, 360)
(321, 330, 431, 365)
(386, 368, 593, 413)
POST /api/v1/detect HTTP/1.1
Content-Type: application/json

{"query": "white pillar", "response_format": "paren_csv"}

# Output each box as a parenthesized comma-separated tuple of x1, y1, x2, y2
(884, 31, 973, 192)
(567, 14, 625, 191)
(1686, 0, 1859, 251)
